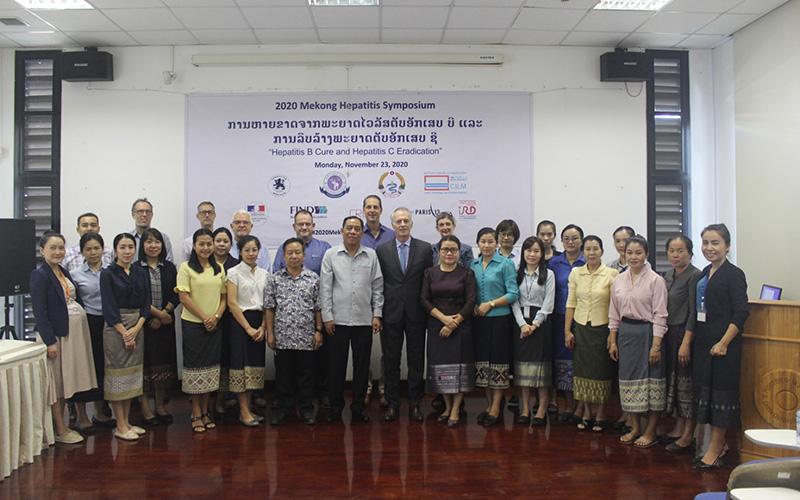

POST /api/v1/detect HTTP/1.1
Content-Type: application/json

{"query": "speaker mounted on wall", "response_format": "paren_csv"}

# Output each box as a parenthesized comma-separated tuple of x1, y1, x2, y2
(600, 49, 651, 82)
(62, 48, 113, 82)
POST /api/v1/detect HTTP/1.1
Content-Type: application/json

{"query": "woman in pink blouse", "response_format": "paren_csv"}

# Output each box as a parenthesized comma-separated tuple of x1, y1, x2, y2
(608, 235, 668, 448)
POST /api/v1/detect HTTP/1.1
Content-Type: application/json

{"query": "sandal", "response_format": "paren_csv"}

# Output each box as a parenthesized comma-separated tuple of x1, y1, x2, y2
(592, 420, 608, 433)
(633, 436, 658, 449)
(191, 416, 206, 434)
(619, 432, 639, 445)
(201, 412, 216, 430)
(576, 418, 593, 431)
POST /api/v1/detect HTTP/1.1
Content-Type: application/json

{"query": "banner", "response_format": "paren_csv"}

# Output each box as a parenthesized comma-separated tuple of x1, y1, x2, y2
(186, 91, 532, 250)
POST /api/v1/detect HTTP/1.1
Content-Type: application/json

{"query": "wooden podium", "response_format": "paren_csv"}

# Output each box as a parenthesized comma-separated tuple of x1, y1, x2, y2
(741, 299, 800, 461)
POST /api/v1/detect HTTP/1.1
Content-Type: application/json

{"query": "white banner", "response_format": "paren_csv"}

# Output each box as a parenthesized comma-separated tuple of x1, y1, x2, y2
(186, 91, 532, 249)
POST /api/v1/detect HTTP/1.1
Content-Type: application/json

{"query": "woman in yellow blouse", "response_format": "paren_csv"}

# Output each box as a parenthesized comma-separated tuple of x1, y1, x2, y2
(565, 235, 618, 431)
(176, 228, 227, 433)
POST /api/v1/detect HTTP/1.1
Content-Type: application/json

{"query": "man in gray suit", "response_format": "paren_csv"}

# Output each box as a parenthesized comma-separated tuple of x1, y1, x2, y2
(376, 207, 432, 422)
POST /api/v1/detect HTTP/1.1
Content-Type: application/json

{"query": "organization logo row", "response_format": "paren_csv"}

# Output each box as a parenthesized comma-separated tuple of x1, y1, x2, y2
(268, 171, 469, 200)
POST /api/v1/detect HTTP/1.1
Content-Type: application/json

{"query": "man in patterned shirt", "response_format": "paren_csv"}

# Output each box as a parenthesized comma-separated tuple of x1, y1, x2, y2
(63, 212, 114, 271)
(265, 237, 323, 426)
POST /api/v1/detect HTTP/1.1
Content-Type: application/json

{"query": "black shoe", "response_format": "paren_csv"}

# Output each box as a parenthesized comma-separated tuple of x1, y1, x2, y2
(484, 414, 500, 427)
(271, 412, 290, 426)
(666, 439, 696, 453)
(239, 414, 259, 427)
(517, 414, 531, 424)
(156, 413, 173, 424)
(431, 394, 445, 409)
(351, 408, 371, 423)
(657, 434, 679, 444)
(102, 402, 112, 418)
(436, 411, 451, 423)
(409, 406, 424, 422)
(92, 416, 117, 428)
(300, 412, 317, 425)
(142, 416, 160, 426)
(384, 407, 399, 422)
(271, 399, 280, 409)
(319, 396, 331, 409)
(507, 395, 519, 408)
(531, 416, 547, 426)
(477, 411, 489, 424)
(74, 423, 96, 433)
(67, 402, 77, 421)
(326, 409, 342, 423)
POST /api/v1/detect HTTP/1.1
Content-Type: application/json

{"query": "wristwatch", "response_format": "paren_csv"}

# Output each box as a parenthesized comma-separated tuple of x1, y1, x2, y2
(489, 300, 496, 308)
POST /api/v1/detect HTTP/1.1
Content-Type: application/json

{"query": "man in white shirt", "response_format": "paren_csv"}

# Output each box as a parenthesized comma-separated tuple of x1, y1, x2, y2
(229, 209, 271, 270)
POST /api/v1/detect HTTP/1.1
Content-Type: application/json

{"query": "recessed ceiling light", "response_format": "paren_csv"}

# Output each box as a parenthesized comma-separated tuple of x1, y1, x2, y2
(15, 0, 93, 9)
(309, 0, 378, 6)
(593, 0, 672, 11)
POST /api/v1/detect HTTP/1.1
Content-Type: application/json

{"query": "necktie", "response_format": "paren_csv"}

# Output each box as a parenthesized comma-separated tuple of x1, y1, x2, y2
(400, 243, 408, 274)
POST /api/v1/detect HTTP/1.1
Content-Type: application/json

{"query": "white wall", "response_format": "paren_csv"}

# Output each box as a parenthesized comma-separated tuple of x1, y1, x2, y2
(733, 0, 800, 300)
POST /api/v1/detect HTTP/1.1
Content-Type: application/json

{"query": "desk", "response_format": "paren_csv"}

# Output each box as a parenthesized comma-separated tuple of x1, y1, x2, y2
(730, 487, 800, 500)
(0, 340, 54, 480)
(745, 430, 800, 452)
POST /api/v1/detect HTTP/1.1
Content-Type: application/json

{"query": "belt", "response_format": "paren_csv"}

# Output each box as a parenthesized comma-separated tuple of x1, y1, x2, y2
(621, 317, 650, 325)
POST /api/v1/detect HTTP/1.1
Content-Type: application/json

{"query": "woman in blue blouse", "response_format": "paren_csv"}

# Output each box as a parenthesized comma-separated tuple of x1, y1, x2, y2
(470, 227, 519, 427)
(100, 233, 151, 441)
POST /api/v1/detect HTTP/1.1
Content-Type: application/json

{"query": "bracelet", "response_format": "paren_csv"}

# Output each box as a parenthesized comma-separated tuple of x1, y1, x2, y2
(651, 345, 661, 352)
(609, 343, 616, 347)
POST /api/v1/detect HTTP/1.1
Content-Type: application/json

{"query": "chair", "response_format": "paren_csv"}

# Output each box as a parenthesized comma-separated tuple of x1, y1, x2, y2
(694, 458, 800, 500)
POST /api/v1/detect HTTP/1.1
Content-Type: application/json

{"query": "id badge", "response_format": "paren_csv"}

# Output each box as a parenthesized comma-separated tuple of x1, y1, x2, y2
(67, 300, 81, 317)
(523, 306, 531, 320)
(697, 311, 706, 322)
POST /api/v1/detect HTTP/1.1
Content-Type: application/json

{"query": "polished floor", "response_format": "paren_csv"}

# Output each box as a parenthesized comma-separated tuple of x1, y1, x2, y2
(2, 392, 733, 499)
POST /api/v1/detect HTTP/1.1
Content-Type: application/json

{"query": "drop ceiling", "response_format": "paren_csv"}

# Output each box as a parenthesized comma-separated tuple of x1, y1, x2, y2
(0, 0, 789, 50)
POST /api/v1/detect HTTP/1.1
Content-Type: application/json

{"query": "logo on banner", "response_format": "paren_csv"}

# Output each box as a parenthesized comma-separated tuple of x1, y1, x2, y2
(378, 171, 405, 198)
(269, 175, 291, 197)
(423, 172, 467, 194)
(320, 171, 350, 199)
(246, 202, 269, 227)
(458, 200, 477, 220)
(413, 205, 442, 218)
(289, 206, 328, 219)
(349, 208, 365, 220)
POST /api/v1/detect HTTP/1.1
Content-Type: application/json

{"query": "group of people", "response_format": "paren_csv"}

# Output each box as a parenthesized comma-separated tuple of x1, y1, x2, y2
(30, 195, 749, 470)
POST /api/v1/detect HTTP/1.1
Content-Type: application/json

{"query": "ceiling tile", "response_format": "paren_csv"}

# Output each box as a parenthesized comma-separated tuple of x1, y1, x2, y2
(447, 6, 519, 29)
(0, 0, 23, 7)
(454, 0, 524, 6)
(103, 8, 185, 31)
(164, 0, 236, 6)
(318, 28, 379, 43)
(128, 29, 199, 45)
(235, 0, 309, 5)
(4, 31, 78, 47)
(241, 7, 313, 29)
(381, 0, 451, 5)
(442, 28, 506, 43)
(88, 0, 166, 7)
(171, 7, 248, 29)
(513, 7, 586, 30)
(662, 0, 743, 13)
(65, 30, 139, 46)
(729, 0, 789, 14)
(525, 0, 600, 8)
(253, 27, 318, 43)
(0, 9, 57, 31)
(503, 29, 566, 45)
(636, 12, 719, 34)
(574, 10, 653, 33)
(622, 32, 688, 48)
(32, 10, 120, 31)
(0, 33, 20, 47)
(311, 5, 379, 29)
(381, 28, 443, 43)
(697, 13, 758, 35)
(674, 34, 731, 49)
(561, 30, 628, 47)
(192, 28, 258, 44)
(382, 6, 449, 29)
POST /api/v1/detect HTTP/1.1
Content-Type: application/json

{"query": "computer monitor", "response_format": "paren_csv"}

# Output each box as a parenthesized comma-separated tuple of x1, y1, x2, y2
(760, 285, 782, 300)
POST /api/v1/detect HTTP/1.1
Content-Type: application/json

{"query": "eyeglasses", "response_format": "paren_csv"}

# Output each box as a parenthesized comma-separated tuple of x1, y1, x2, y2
(439, 247, 459, 254)
(562, 237, 581, 243)
(232, 220, 251, 226)
(198, 210, 215, 216)
(133, 209, 152, 215)
(499, 232, 515, 239)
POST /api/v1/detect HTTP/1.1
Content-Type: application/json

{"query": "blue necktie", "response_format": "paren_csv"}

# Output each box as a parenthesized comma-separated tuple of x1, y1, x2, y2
(399, 243, 408, 274)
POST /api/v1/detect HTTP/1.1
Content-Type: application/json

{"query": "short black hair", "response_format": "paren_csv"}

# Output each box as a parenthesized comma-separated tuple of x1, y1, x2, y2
(76, 212, 99, 227)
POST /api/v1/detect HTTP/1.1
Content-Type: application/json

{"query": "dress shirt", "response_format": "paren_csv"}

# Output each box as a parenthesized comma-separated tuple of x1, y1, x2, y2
(271, 237, 331, 275)
(549, 252, 586, 314)
(469, 253, 519, 317)
(129, 228, 174, 264)
(264, 267, 321, 350)
(70, 263, 103, 315)
(227, 260, 270, 312)
(175, 262, 227, 323)
(663, 264, 702, 326)
(566, 263, 618, 327)
(100, 262, 151, 326)
(320, 244, 384, 326)
(361, 224, 395, 251)
(512, 268, 555, 327)
(608, 267, 668, 338)
(63, 244, 114, 272)
(496, 248, 521, 268)
(182, 236, 192, 264)
(230, 243, 271, 271)
(431, 241, 474, 268)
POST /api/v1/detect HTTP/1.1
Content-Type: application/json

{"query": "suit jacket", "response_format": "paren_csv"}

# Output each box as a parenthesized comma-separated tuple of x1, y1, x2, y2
(30, 264, 82, 346)
(377, 237, 432, 324)
(686, 259, 749, 336)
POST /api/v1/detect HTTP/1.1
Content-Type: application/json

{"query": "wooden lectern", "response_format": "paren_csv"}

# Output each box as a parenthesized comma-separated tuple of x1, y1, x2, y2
(741, 299, 800, 461)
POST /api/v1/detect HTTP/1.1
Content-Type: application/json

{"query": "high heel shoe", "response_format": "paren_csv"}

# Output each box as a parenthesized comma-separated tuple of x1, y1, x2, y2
(692, 446, 729, 470)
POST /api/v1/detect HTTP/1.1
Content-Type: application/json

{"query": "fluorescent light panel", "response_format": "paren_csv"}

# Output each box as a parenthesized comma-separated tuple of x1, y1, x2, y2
(593, 0, 672, 11)
(309, 0, 378, 6)
(15, 0, 93, 9)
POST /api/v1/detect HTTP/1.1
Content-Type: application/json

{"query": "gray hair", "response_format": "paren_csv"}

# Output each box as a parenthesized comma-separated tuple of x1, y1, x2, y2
(231, 209, 251, 222)
(391, 207, 412, 224)
(131, 197, 152, 213)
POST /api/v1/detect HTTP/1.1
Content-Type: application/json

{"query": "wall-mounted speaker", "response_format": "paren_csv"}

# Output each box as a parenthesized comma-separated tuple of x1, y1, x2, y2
(62, 50, 113, 82)
(600, 51, 651, 82)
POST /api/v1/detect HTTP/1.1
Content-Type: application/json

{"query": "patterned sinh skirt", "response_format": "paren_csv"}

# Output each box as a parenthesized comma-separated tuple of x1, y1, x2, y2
(618, 319, 665, 413)
(103, 308, 144, 402)
(182, 319, 221, 395)
(692, 322, 742, 429)
(473, 315, 512, 390)
(663, 324, 693, 419)
(512, 308, 552, 388)
(427, 317, 475, 394)
(142, 314, 177, 392)
(573, 322, 614, 403)
(228, 309, 266, 393)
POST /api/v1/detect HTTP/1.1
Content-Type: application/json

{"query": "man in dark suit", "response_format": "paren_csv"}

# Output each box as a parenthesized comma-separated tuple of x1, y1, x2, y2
(376, 207, 431, 422)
